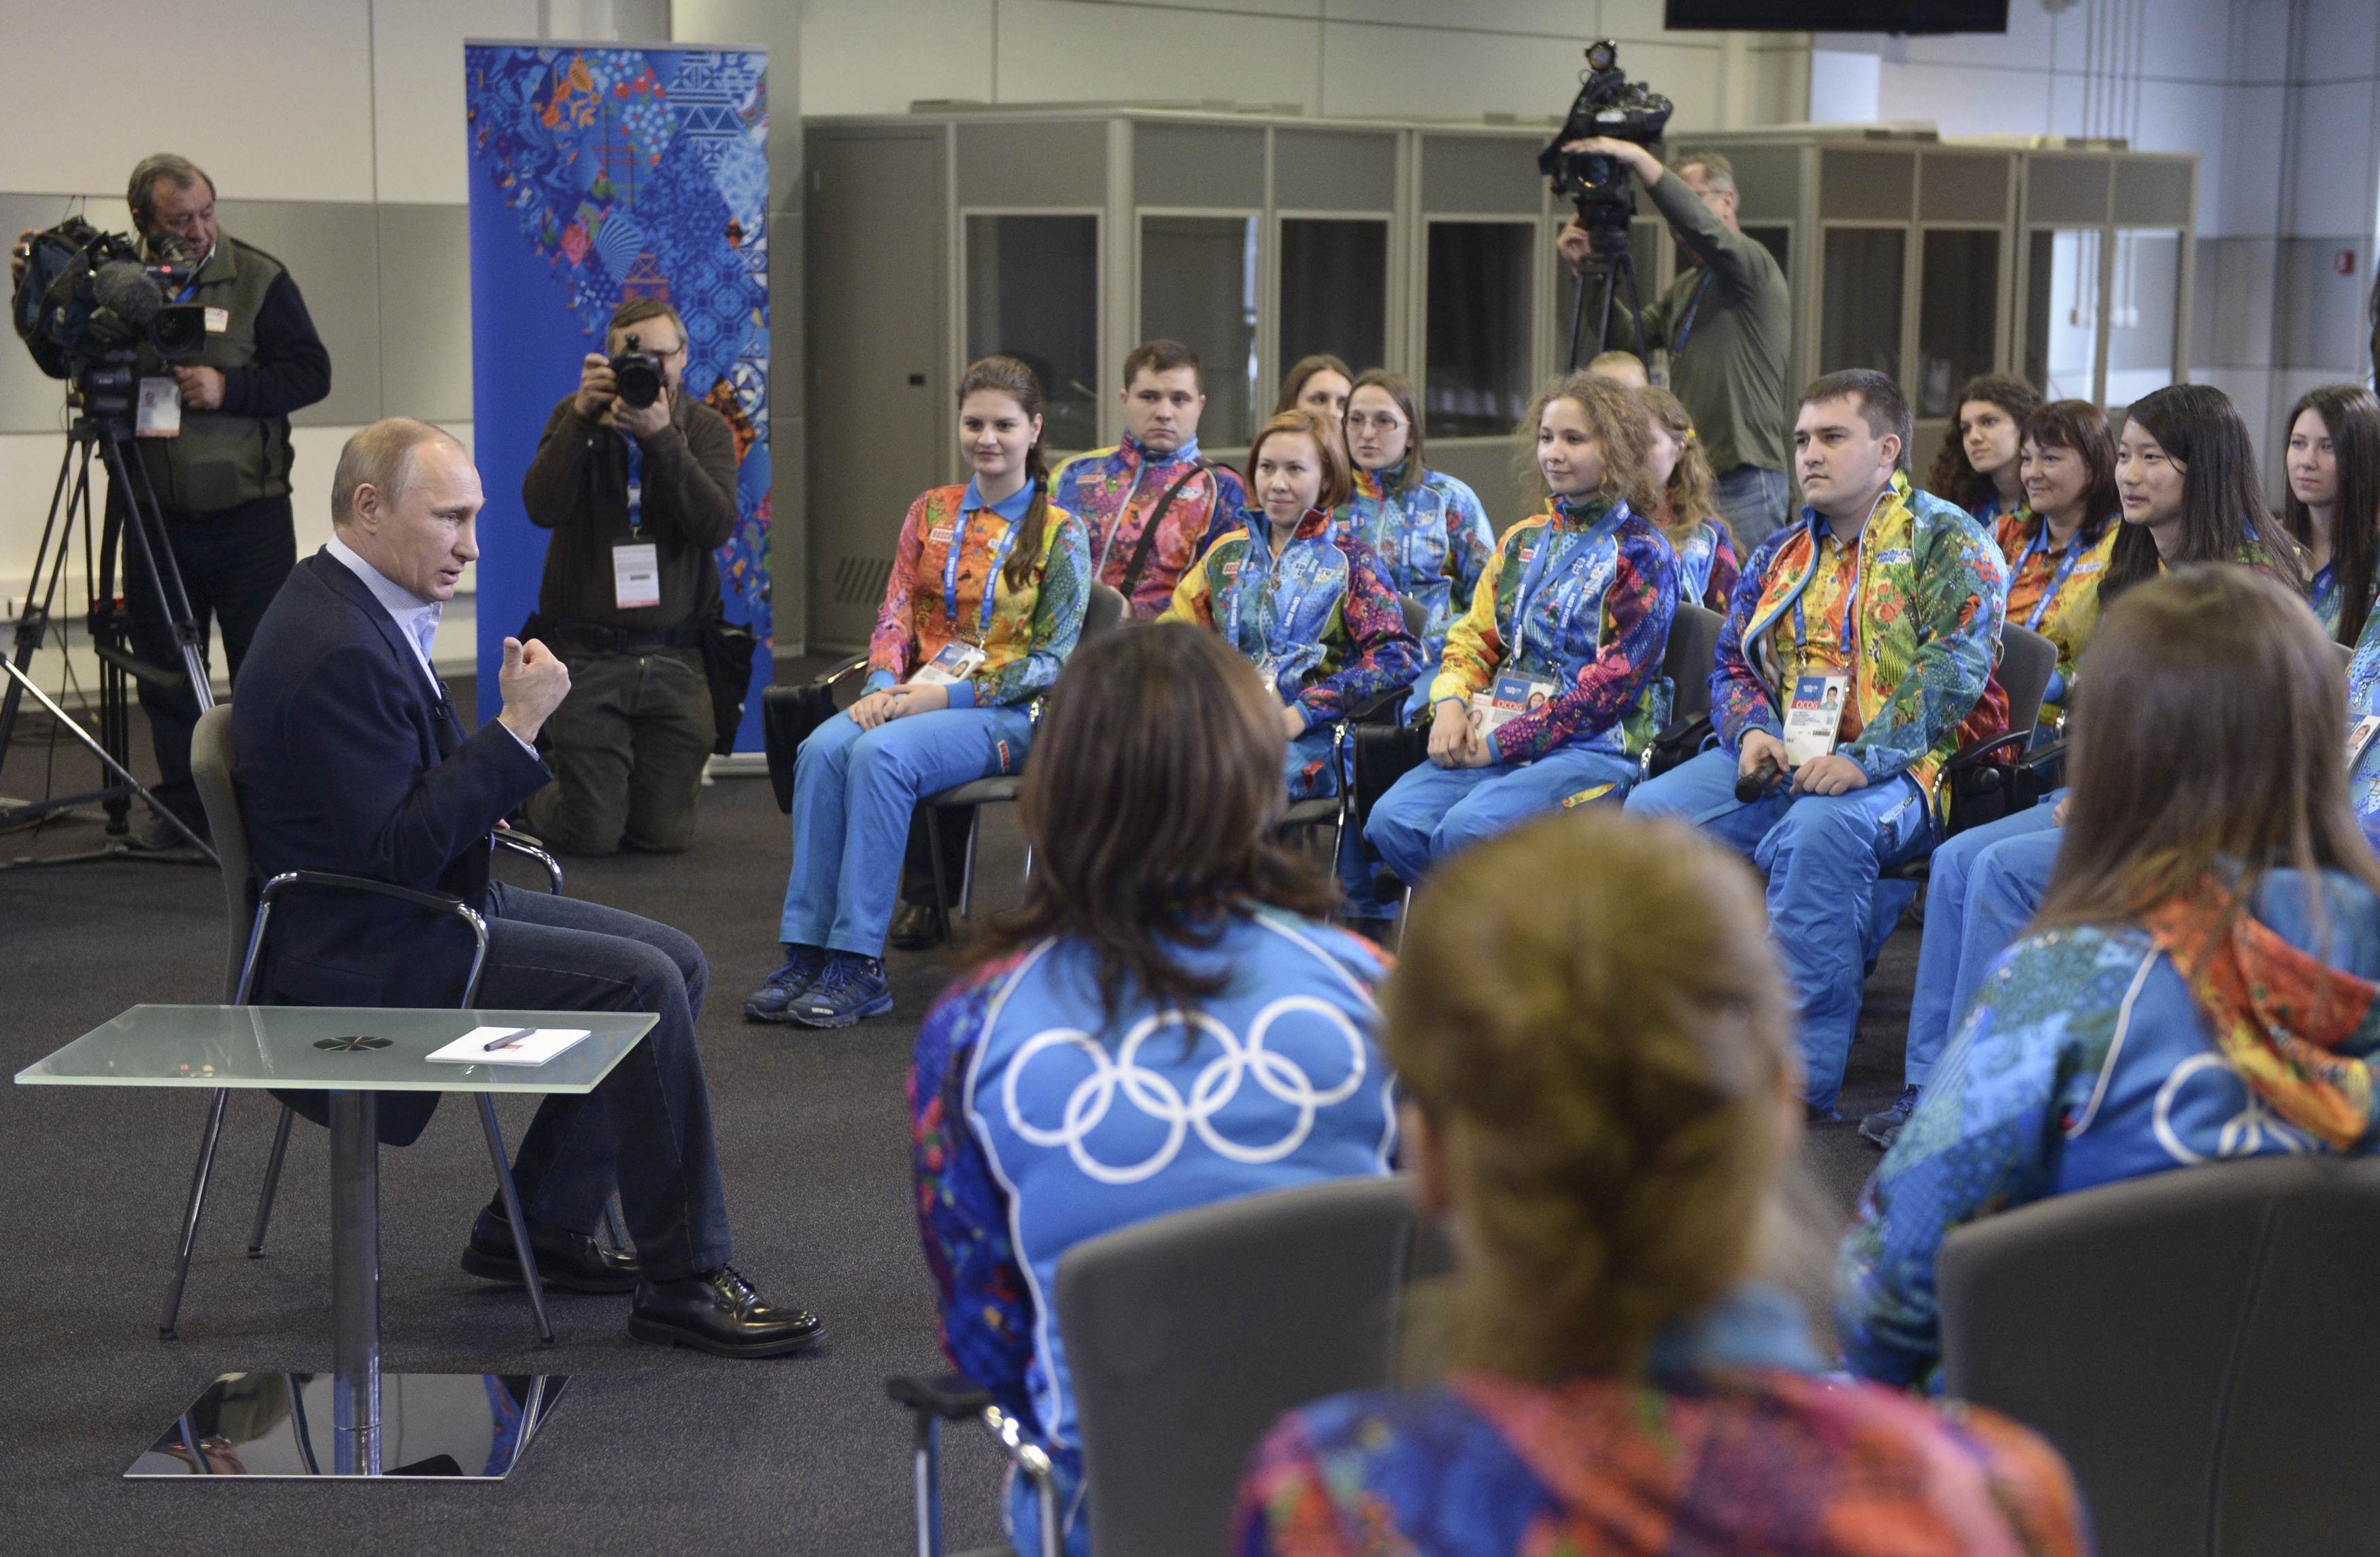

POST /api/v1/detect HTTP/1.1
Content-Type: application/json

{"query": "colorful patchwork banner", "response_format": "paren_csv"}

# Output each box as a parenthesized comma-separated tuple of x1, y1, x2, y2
(463, 41, 770, 748)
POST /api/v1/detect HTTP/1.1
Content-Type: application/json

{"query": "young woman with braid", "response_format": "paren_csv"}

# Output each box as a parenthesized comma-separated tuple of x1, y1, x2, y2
(1864, 383, 2309, 1150)
(1234, 808, 2088, 1555)
(747, 356, 1089, 1028)
(2281, 382, 2380, 645)
(1843, 567, 2380, 1388)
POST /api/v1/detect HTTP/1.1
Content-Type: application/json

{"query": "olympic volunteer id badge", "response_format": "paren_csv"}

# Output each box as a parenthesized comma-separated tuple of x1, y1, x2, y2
(1783, 673, 1850, 767)
(611, 542, 661, 609)
(910, 642, 986, 686)
(1469, 673, 1556, 737)
(2349, 714, 2380, 771)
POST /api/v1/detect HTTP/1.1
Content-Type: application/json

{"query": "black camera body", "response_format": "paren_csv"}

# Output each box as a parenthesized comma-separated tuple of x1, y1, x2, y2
(610, 331, 664, 412)
(13, 218, 206, 382)
(1540, 39, 1675, 250)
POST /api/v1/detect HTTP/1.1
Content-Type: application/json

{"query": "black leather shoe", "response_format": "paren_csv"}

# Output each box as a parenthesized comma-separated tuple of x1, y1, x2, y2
(889, 900, 946, 951)
(461, 1211, 641, 1294)
(628, 1266, 825, 1358)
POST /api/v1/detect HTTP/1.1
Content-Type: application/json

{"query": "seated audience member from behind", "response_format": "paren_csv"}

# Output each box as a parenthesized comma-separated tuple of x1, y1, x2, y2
(233, 418, 821, 1358)
(519, 298, 740, 855)
(1363, 372, 1679, 890)
(1560, 143, 1791, 550)
(1925, 373, 2042, 526)
(1231, 809, 2088, 1556)
(1625, 369, 2009, 1120)
(912, 623, 1396, 1557)
(1840, 567, 2380, 1390)
(1866, 383, 2313, 1150)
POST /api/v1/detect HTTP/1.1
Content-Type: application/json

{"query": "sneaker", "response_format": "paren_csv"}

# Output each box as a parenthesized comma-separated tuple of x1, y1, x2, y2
(1859, 1084, 1922, 1150)
(785, 952, 894, 1028)
(743, 945, 829, 1022)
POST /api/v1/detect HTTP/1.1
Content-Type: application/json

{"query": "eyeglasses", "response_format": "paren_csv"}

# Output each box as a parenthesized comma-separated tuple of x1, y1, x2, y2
(1346, 414, 1406, 433)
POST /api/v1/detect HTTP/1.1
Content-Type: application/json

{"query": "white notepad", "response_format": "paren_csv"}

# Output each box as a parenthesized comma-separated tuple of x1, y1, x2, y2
(427, 1025, 593, 1067)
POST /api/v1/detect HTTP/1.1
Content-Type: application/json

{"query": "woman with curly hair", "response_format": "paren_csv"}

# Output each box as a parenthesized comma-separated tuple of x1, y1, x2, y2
(1641, 384, 1738, 612)
(1926, 373, 2042, 523)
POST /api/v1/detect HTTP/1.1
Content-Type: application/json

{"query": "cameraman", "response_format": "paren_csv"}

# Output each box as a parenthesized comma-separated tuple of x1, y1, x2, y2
(1559, 141, 1791, 550)
(13, 153, 332, 849)
(520, 298, 738, 856)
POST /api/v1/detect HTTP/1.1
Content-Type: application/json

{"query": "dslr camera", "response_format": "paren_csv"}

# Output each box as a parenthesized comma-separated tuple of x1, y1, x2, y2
(1539, 39, 1675, 252)
(12, 218, 205, 426)
(609, 332, 664, 412)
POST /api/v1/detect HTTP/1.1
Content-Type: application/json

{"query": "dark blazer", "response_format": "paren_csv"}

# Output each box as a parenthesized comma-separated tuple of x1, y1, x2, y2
(235, 550, 549, 1142)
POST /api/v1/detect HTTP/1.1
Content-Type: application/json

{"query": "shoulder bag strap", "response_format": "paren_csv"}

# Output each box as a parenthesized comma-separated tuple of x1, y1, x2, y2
(1116, 461, 1217, 601)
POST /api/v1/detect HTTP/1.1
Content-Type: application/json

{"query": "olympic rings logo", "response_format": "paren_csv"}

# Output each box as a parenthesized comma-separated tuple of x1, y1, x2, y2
(999, 997, 1369, 1185)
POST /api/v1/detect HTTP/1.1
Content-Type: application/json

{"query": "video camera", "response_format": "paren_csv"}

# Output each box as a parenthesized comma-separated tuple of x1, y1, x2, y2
(1539, 39, 1674, 254)
(610, 332, 664, 412)
(14, 218, 205, 373)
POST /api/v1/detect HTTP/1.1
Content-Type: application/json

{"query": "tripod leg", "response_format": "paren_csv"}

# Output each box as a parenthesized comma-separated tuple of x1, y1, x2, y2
(0, 431, 101, 776)
(102, 434, 215, 712)
(1566, 263, 1593, 373)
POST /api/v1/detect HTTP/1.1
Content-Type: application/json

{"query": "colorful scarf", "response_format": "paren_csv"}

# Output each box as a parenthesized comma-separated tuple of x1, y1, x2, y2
(2142, 877, 2380, 1151)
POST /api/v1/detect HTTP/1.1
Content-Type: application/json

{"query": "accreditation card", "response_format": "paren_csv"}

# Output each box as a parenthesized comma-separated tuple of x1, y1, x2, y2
(2349, 713, 2380, 772)
(910, 641, 987, 686)
(1469, 673, 1556, 738)
(611, 543, 661, 609)
(135, 378, 181, 437)
(1782, 672, 1850, 768)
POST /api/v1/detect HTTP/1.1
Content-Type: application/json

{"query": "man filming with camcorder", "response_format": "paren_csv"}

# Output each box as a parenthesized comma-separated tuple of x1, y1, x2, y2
(518, 297, 739, 856)
(1555, 111, 1791, 551)
(10, 152, 331, 850)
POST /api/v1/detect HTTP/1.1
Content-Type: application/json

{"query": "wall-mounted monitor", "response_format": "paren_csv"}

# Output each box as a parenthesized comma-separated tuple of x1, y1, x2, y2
(1665, 1, 2006, 31)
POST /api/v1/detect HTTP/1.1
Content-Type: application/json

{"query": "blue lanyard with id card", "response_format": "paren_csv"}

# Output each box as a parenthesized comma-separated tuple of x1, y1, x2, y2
(1790, 550, 1860, 666)
(611, 438, 662, 609)
(942, 505, 1023, 646)
(2018, 526, 2084, 633)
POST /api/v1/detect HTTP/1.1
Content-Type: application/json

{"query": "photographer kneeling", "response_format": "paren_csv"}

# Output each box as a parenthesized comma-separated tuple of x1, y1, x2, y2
(1559, 141, 1792, 552)
(520, 299, 739, 855)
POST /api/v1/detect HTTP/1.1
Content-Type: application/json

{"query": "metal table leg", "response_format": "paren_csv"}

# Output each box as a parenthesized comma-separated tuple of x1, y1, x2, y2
(326, 1090, 381, 1476)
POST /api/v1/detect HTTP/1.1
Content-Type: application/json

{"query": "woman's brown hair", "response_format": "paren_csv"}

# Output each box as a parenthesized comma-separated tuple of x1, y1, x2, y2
(2018, 398, 2120, 548)
(1925, 373, 2043, 513)
(963, 623, 1337, 1018)
(1386, 807, 1796, 1379)
(1639, 386, 1724, 547)
(2038, 566, 2380, 935)
(1512, 371, 1657, 518)
(1347, 368, 1427, 498)
(959, 355, 1052, 590)
(1244, 409, 1353, 514)
(2281, 383, 2380, 647)
(1274, 353, 1353, 418)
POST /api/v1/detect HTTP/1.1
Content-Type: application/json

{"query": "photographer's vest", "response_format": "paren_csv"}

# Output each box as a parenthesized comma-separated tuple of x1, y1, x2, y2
(131, 235, 296, 514)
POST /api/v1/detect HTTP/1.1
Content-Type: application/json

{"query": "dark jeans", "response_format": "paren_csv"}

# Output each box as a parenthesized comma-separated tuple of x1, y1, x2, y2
(525, 646, 712, 856)
(479, 881, 732, 1283)
(117, 492, 298, 833)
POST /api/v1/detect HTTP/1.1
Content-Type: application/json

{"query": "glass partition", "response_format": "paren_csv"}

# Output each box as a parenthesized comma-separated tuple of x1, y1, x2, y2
(1280, 218, 1388, 381)
(2102, 231, 2182, 409)
(1917, 229, 2000, 418)
(1820, 227, 1905, 378)
(1425, 220, 1533, 439)
(1141, 214, 1261, 448)
(2024, 228, 2103, 403)
(965, 213, 1100, 452)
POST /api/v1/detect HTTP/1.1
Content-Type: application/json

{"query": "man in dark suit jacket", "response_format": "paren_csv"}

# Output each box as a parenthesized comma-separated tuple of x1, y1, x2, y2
(233, 417, 820, 1358)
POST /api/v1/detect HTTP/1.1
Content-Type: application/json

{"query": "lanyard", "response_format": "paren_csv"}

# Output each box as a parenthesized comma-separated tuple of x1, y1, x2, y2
(943, 503, 1024, 645)
(2020, 526, 2084, 633)
(2313, 561, 2339, 618)
(1671, 269, 1711, 358)
(1790, 541, 1861, 665)
(1508, 508, 1595, 665)
(1229, 521, 1325, 658)
(625, 439, 644, 537)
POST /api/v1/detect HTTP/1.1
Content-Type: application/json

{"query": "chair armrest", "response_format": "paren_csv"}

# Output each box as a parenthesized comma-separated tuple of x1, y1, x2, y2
(493, 831, 564, 894)
(1943, 729, 2031, 777)
(2022, 738, 2068, 772)
(817, 653, 870, 690)
(886, 1373, 996, 1421)
(243, 869, 492, 1005)
(1340, 687, 1408, 728)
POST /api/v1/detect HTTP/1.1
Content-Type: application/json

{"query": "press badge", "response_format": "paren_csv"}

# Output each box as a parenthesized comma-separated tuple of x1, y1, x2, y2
(611, 542, 661, 609)
(1782, 673, 1850, 767)
(2349, 714, 2380, 771)
(911, 642, 986, 685)
(204, 306, 230, 334)
(134, 378, 181, 437)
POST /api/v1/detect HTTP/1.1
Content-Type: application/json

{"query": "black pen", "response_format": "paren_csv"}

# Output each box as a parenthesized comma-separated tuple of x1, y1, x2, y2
(481, 1028, 531, 1052)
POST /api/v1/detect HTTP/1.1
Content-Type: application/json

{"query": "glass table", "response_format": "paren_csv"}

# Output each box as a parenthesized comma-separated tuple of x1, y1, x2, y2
(18, 1004, 657, 1479)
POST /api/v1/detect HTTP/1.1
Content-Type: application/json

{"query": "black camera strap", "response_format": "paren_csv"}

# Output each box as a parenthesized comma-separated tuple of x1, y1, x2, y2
(1115, 461, 1216, 602)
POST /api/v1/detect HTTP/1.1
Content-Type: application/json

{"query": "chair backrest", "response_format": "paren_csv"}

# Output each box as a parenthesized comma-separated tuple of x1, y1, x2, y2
(1083, 582, 1128, 643)
(1058, 1175, 1421, 1556)
(1995, 624, 2060, 736)
(2336, 638, 2354, 673)
(1397, 594, 1427, 641)
(1663, 603, 1723, 724)
(1939, 1155, 2380, 1557)
(189, 704, 256, 1002)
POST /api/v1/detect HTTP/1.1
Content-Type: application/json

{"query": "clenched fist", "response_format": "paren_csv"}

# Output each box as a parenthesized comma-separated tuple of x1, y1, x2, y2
(496, 635, 571, 744)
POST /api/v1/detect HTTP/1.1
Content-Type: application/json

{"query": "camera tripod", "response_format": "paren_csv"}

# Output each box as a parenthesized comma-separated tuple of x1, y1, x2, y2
(0, 393, 219, 869)
(1564, 204, 1645, 373)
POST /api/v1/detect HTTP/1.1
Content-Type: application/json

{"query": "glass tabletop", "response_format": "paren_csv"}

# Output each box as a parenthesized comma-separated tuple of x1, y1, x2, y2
(15, 1006, 656, 1094)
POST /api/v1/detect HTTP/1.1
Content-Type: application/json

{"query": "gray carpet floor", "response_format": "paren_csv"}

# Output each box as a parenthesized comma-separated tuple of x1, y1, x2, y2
(0, 679, 1913, 1554)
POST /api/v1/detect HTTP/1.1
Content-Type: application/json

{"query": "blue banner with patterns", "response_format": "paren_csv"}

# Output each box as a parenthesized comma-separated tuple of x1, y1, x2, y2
(462, 41, 771, 748)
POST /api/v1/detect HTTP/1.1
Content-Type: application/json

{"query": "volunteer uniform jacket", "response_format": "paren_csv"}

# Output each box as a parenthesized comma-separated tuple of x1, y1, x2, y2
(1050, 436, 1248, 619)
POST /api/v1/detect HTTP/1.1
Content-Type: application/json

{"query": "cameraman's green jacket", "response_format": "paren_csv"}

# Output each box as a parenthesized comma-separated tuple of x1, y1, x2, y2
(132, 234, 331, 514)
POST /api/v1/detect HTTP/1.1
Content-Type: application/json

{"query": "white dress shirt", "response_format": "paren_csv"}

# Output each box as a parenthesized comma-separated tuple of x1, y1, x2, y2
(322, 535, 538, 756)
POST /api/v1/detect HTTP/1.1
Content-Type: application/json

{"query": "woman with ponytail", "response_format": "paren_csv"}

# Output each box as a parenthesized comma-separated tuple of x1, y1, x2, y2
(747, 356, 1090, 1028)
(1232, 809, 2088, 1556)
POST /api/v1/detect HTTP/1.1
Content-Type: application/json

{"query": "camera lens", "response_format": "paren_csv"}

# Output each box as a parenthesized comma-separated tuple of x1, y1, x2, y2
(613, 356, 663, 409)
